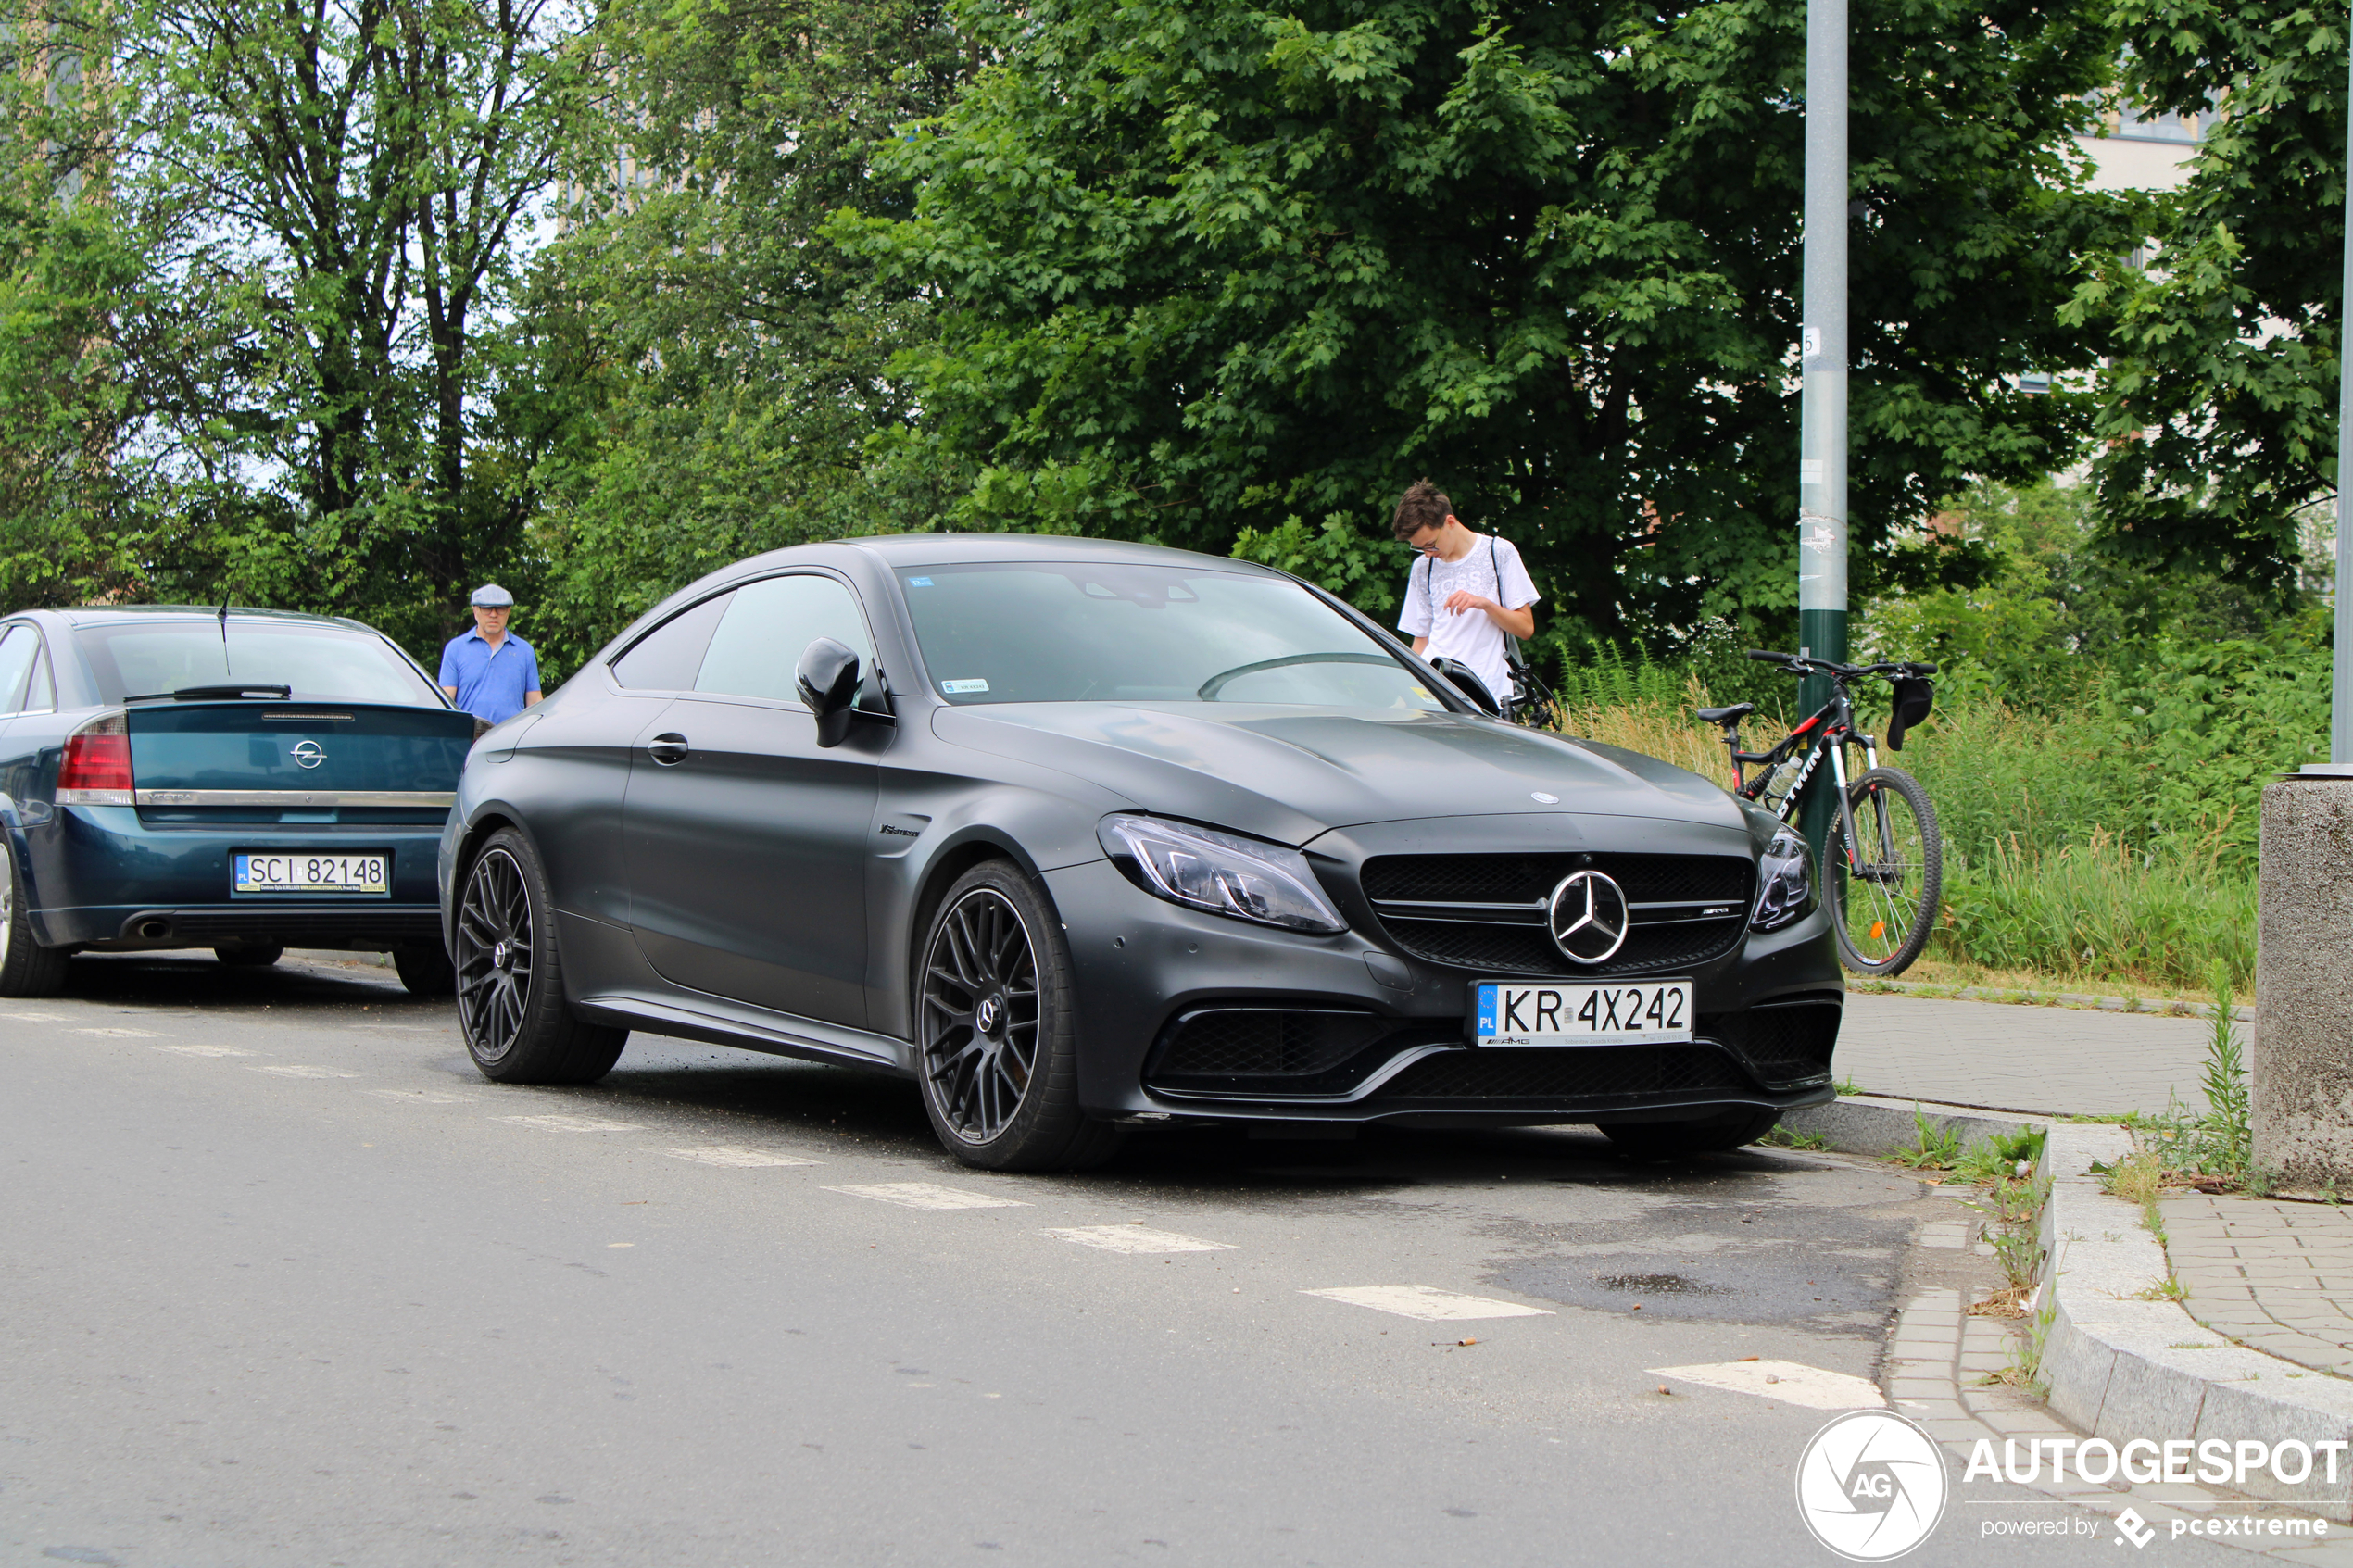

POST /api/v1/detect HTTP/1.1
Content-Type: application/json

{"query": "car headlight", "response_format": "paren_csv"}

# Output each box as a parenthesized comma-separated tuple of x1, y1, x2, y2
(1751, 828, 1816, 931)
(1098, 814, 1347, 935)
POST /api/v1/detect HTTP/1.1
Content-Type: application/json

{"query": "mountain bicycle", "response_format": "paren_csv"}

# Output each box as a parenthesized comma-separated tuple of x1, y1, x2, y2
(1699, 649, 1944, 976)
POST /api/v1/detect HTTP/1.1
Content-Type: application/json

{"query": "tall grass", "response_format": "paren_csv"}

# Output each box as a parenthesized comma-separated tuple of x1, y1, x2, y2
(1551, 659, 2259, 993)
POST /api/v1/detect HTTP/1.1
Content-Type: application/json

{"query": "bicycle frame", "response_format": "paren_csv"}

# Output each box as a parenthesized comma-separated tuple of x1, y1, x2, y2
(1718, 684, 1881, 861)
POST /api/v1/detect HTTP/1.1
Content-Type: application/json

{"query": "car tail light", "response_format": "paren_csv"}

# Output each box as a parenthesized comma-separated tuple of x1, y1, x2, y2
(57, 710, 133, 804)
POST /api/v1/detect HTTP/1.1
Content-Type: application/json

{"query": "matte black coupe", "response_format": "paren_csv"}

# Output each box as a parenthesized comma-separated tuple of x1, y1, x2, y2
(438, 535, 1842, 1168)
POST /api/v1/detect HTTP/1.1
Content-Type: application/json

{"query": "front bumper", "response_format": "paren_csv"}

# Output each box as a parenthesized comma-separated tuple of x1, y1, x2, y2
(24, 804, 448, 951)
(1042, 852, 1843, 1127)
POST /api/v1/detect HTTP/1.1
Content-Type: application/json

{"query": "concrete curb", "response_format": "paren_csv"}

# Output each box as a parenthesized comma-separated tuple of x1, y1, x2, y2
(1779, 1093, 2037, 1160)
(1859, 980, 2253, 1022)
(2038, 1123, 2353, 1520)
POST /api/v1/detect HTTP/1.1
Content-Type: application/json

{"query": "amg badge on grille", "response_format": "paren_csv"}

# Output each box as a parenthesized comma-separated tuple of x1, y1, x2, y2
(1546, 870, 1629, 964)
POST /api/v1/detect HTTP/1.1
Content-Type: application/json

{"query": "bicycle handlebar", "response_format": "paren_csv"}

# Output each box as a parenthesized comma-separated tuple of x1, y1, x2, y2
(1742, 648, 1938, 680)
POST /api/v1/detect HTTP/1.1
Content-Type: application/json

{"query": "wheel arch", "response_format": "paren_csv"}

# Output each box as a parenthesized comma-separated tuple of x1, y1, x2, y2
(901, 831, 1061, 1021)
(444, 806, 537, 954)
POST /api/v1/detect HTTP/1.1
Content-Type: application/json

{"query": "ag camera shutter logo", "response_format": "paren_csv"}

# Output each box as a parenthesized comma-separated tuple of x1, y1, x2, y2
(1794, 1410, 1948, 1561)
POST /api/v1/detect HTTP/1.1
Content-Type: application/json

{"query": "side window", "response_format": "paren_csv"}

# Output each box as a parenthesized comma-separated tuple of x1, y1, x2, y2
(0, 625, 38, 714)
(21, 646, 52, 713)
(695, 575, 875, 705)
(610, 591, 734, 690)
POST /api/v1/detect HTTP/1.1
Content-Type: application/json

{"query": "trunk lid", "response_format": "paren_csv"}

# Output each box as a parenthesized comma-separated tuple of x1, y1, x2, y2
(126, 701, 472, 822)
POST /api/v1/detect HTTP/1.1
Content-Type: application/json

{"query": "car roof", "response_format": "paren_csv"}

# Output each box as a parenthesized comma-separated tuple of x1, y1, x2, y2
(43, 605, 378, 633)
(721, 533, 1292, 579)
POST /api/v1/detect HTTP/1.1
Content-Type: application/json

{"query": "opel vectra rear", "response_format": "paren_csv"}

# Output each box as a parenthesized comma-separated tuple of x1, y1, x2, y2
(0, 607, 477, 997)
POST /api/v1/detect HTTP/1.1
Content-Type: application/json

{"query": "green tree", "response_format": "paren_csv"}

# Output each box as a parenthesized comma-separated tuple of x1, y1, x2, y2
(842, 0, 2146, 645)
(517, 0, 968, 672)
(115, 0, 594, 650)
(2076, 0, 2348, 590)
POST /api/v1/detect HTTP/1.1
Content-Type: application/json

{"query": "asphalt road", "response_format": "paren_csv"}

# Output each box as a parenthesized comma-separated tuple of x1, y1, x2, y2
(0, 953, 2240, 1566)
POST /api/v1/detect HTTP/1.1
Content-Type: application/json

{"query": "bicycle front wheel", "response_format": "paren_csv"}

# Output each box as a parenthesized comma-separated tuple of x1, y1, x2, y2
(1824, 766, 1943, 977)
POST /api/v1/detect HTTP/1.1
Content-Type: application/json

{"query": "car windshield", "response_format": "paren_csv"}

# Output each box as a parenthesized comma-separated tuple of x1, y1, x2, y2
(74, 621, 446, 707)
(897, 563, 1445, 710)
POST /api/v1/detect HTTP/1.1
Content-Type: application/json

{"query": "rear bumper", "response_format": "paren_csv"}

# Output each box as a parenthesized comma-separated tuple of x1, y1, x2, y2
(42, 903, 445, 951)
(20, 804, 448, 951)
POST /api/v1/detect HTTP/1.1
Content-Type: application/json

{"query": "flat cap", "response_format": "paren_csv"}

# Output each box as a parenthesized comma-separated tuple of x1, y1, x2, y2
(470, 583, 515, 608)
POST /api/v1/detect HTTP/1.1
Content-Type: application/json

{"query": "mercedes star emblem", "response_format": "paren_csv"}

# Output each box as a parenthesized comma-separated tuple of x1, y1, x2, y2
(291, 739, 327, 770)
(975, 996, 1002, 1035)
(1547, 869, 1630, 964)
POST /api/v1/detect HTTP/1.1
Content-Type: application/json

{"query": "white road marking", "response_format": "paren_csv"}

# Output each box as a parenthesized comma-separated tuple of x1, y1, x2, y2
(494, 1114, 645, 1133)
(366, 1089, 475, 1105)
(154, 1044, 254, 1058)
(78, 1027, 161, 1038)
(824, 1182, 1030, 1210)
(252, 1065, 362, 1079)
(1045, 1225, 1234, 1255)
(2, 1011, 70, 1022)
(1301, 1286, 1554, 1322)
(666, 1146, 821, 1168)
(1650, 1360, 1885, 1411)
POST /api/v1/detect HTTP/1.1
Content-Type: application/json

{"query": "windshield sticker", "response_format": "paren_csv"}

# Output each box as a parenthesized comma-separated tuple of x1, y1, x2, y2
(907, 576, 934, 586)
(939, 678, 988, 694)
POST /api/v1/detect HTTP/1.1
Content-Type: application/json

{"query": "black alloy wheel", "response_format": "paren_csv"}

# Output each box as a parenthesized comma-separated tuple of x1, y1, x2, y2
(914, 862, 1120, 1171)
(454, 828, 626, 1084)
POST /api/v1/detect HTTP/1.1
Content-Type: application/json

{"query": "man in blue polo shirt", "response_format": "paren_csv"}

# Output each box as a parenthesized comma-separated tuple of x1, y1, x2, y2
(438, 584, 543, 725)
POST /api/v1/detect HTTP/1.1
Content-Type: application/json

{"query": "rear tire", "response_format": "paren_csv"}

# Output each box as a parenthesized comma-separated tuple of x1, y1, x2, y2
(214, 943, 283, 968)
(454, 828, 626, 1084)
(913, 861, 1122, 1172)
(0, 836, 69, 997)
(1825, 766, 1942, 977)
(393, 943, 455, 996)
(1602, 1108, 1782, 1157)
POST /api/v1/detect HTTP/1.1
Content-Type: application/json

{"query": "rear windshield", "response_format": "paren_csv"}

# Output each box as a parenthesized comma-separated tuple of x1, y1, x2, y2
(896, 562, 1444, 710)
(73, 621, 447, 707)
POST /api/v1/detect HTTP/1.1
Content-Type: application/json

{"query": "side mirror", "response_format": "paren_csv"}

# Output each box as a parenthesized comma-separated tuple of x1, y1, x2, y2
(1428, 657, 1501, 717)
(796, 636, 861, 747)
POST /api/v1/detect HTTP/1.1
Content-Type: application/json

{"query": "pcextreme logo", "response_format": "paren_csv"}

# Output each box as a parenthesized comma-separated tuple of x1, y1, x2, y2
(1794, 1410, 1950, 1561)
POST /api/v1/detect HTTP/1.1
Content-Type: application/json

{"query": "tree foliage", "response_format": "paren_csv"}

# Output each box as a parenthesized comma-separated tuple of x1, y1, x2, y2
(517, 0, 968, 671)
(2079, 0, 2350, 588)
(843, 0, 2145, 644)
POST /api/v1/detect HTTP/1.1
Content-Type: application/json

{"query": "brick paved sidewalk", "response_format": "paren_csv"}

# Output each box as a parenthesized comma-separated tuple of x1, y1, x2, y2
(2164, 1195, 2353, 1381)
(1838, 990, 2220, 1116)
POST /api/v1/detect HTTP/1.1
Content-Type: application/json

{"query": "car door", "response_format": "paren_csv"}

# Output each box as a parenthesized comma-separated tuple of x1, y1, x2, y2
(621, 572, 882, 1026)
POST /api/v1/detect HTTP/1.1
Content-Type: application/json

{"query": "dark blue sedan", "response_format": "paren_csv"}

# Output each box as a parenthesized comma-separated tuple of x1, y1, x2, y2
(0, 606, 478, 997)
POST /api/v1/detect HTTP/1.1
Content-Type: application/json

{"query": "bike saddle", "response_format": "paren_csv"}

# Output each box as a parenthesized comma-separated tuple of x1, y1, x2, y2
(1695, 702, 1755, 724)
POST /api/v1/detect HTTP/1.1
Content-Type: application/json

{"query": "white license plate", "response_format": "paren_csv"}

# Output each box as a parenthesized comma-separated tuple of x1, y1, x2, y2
(234, 852, 390, 896)
(1474, 980, 1693, 1047)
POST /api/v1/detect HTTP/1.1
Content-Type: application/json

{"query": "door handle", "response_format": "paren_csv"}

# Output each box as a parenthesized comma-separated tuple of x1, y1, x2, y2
(646, 734, 689, 766)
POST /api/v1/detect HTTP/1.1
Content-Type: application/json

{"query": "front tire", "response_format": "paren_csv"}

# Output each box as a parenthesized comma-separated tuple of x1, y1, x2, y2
(1824, 766, 1942, 977)
(0, 835, 69, 997)
(1603, 1108, 1783, 1157)
(914, 861, 1120, 1172)
(215, 943, 283, 968)
(454, 829, 626, 1084)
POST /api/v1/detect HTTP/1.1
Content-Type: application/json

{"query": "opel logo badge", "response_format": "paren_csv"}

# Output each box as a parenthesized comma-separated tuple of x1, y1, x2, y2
(291, 739, 326, 770)
(1547, 869, 1630, 964)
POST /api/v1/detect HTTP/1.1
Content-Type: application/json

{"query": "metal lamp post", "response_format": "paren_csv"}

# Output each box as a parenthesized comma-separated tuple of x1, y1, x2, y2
(1797, 0, 1849, 854)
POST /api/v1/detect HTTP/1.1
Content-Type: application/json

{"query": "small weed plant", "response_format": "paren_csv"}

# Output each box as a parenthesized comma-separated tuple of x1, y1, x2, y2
(1890, 1105, 1964, 1171)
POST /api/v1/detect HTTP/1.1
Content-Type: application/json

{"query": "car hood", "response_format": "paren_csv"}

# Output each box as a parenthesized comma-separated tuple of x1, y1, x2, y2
(931, 702, 1749, 847)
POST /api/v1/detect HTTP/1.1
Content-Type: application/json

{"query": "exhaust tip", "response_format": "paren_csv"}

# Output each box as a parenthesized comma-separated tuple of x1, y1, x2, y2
(136, 918, 171, 941)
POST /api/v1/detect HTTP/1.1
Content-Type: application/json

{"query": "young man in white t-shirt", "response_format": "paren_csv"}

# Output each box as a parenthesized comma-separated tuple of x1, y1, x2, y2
(1391, 479, 1540, 710)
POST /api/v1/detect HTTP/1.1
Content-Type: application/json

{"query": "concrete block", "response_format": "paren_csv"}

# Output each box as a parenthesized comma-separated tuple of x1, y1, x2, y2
(2257, 779, 2353, 1188)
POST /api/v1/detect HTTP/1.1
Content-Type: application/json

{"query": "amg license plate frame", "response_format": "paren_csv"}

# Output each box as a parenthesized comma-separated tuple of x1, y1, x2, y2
(1471, 979, 1694, 1047)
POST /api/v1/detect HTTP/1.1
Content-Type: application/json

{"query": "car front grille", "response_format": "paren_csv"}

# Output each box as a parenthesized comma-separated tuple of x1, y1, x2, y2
(1704, 997, 1842, 1085)
(1360, 852, 1754, 978)
(1370, 1045, 1751, 1101)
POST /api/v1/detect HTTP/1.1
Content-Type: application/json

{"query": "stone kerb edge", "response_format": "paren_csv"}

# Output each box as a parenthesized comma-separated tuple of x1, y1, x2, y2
(1779, 1094, 2033, 1159)
(2039, 1124, 2353, 1518)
